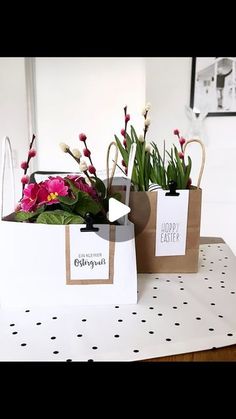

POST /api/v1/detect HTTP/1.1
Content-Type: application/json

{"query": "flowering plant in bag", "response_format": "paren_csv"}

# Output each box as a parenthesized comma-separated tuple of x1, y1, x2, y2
(15, 134, 119, 224)
(115, 105, 192, 190)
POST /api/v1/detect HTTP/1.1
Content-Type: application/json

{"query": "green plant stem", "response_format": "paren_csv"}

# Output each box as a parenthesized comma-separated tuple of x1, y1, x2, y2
(67, 148, 81, 165)
(112, 160, 126, 175)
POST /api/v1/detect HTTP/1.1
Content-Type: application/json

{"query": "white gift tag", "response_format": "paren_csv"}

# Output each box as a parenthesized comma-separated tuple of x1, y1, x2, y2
(155, 190, 189, 256)
(66, 225, 111, 282)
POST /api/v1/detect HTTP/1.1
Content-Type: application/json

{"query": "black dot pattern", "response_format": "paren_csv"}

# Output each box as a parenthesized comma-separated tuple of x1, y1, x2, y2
(1, 244, 235, 362)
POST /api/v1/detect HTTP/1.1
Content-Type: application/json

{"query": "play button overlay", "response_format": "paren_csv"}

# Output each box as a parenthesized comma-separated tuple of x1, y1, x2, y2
(108, 198, 130, 222)
(91, 176, 151, 243)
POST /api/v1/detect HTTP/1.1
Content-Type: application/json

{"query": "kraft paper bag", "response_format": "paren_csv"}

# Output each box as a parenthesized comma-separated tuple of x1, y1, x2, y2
(113, 138, 205, 273)
(128, 188, 202, 273)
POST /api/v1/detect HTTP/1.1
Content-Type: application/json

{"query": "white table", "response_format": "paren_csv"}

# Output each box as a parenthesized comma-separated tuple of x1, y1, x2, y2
(0, 239, 235, 362)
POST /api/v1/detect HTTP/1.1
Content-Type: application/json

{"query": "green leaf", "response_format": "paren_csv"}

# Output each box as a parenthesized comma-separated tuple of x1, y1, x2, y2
(15, 206, 45, 222)
(114, 135, 128, 165)
(74, 190, 101, 217)
(36, 210, 84, 225)
(111, 192, 122, 201)
(58, 194, 78, 205)
(130, 125, 139, 143)
(174, 145, 185, 189)
(144, 152, 151, 190)
(167, 163, 177, 184)
(184, 156, 192, 188)
(131, 166, 139, 186)
(93, 177, 106, 199)
(64, 178, 79, 196)
(59, 203, 75, 213)
(125, 132, 132, 155)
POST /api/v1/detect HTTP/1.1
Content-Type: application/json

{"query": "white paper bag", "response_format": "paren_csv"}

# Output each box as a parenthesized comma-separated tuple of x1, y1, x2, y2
(0, 137, 137, 308)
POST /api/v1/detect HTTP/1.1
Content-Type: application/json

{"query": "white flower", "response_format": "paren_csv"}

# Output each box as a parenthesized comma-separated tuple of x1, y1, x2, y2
(79, 160, 88, 172)
(84, 177, 92, 187)
(144, 118, 151, 127)
(141, 107, 146, 116)
(142, 103, 151, 115)
(138, 134, 144, 143)
(72, 148, 82, 159)
(145, 143, 153, 153)
(59, 142, 69, 152)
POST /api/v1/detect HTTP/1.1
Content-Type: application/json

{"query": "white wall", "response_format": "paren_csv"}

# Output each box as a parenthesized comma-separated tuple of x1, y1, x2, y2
(35, 58, 145, 172)
(146, 57, 236, 254)
(0, 58, 29, 212)
(1, 57, 235, 255)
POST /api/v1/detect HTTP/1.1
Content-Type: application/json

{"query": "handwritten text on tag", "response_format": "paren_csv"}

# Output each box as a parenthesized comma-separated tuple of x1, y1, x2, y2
(155, 190, 189, 256)
(69, 225, 110, 280)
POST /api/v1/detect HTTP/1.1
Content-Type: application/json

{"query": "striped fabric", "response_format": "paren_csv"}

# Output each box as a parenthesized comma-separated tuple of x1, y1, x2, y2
(148, 183, 161, 192)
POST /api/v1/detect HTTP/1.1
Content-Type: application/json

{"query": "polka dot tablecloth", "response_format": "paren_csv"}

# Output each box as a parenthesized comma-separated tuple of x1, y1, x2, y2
(0, 243, 235, 361)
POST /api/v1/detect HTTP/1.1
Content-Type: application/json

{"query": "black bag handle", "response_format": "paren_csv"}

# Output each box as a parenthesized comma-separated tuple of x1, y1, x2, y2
(29, 171, 81, 183)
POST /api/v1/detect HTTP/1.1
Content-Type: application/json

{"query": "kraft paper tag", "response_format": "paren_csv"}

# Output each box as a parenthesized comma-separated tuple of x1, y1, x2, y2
(65, 225, 115, 285)
(155, 190, 189, 256)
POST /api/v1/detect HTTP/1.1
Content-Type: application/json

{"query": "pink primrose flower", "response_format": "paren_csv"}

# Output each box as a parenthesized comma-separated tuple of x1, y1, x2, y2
(44, 177, 69, 205)
(66, 175, 98, 200)
(21, 183, 41, 212)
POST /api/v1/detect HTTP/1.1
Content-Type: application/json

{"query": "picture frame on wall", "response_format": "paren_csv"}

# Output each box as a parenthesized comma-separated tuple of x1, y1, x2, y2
(190, 57, 236, 117)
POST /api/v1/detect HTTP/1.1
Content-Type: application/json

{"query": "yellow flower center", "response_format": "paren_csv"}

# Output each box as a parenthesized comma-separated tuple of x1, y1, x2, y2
(47, 192, 59, 201)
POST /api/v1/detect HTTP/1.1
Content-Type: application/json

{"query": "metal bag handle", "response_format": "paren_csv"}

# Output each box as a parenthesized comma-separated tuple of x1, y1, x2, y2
(0, 136, 15, 219)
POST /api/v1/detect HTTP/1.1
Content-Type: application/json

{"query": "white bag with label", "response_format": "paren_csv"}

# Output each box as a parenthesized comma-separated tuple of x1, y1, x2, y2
(0, 137, 137, 308)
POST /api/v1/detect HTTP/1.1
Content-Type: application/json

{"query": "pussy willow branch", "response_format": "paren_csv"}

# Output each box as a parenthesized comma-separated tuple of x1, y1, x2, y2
(84, 140, 98, 179)
(21, 134, 36, 197)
